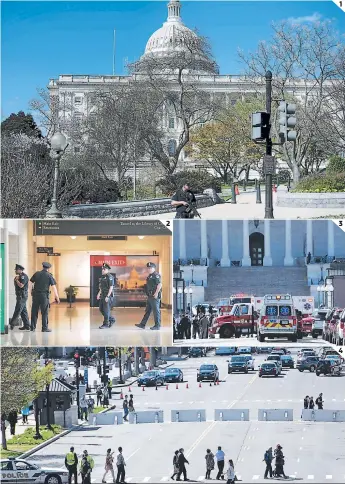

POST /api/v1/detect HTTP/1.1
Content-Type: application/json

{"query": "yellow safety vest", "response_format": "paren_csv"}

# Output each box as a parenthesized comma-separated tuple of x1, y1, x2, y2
(108, 380, 112, 388)
(66, 452, 76, 466)
(80, 455, 94, 471)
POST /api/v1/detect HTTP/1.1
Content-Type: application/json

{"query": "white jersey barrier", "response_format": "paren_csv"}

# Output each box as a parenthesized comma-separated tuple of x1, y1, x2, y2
(258, 409, 293, 421)
(302, 409, 345, 422)
(171, 409, 206, 422)
(129, 410, 164, 424)
(89, 411, 123, 425)
(215, 409, 250, 421)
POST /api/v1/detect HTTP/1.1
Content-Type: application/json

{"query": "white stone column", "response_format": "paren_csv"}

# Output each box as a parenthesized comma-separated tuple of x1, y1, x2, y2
(284, 219, 294, 266)
(306, 220, 313, 256)
(221, 220, 230, 266)
(242, 220, 251, 267)
(263, 220, 273, 266)
(179, 220, 186, 260)
(327, 220, 335, 257)
(200, 220, 208, 260)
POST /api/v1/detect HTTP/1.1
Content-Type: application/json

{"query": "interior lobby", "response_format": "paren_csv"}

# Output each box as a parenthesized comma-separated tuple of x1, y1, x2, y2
(0, 220, 172, 346)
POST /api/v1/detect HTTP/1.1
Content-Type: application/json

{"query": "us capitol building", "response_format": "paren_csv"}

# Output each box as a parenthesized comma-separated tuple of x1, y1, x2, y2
(48, 0, 320, 173)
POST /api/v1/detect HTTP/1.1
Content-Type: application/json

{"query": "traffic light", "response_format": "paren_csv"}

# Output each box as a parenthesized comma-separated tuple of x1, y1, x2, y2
(101, 374, 109, 383)
(278, 101, 297, 142)
(74, 352, 80, 368)
(251, 112, 270, 142)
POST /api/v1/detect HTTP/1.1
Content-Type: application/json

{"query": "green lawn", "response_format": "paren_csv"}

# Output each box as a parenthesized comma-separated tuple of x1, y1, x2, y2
(0, 425, 63, 459)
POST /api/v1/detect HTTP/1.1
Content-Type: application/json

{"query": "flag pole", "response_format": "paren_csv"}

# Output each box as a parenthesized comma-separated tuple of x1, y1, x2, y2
(112, 29, 116, 75)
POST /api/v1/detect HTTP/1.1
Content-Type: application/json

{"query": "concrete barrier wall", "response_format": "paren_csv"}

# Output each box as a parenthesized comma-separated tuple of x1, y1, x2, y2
(89, 411, 123, 425)
(215, 409, 250, 421)
(258, 409, 293, 421)
(302, 409, 345, 422)
(171, 409, 206, 422)
(276, 191, 345, 208)
(129, 410, 164, 424)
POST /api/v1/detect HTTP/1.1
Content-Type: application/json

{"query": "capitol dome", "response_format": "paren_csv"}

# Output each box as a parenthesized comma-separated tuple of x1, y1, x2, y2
(144, 0, 197, 58)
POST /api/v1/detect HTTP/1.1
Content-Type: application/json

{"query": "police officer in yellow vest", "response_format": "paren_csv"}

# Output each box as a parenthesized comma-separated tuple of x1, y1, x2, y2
(79, 450, 94, 484)
(65, 446, 78, 484)
(107, 379, 113, 399)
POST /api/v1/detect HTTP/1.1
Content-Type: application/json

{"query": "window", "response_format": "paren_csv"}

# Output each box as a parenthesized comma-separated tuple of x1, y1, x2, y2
(74, 146, 81, 154)
(169, 117, 175, 129)
(74, 96, 83, 105)
(168, 139, 177, 156)
(74, 112, 83, 121)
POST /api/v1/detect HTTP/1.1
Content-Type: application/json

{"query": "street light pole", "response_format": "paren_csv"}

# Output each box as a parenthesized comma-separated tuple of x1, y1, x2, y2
(265, 71, 274, 219)
(44, 347, 52, 430)
(46, 132, 68, 219)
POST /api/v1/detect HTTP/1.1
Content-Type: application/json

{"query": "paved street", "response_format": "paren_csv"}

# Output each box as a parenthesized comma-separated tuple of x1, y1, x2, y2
(174, 335, 330, 348)
(27, 348, 345, 483)
(132, 190, 345, 219)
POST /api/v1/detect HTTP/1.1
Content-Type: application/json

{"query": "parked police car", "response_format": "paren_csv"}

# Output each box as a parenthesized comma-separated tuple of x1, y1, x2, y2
(1, 458, 69, 484)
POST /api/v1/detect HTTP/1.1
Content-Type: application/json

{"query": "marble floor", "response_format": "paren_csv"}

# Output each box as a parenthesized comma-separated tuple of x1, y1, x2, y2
(2, 302, 172, 347)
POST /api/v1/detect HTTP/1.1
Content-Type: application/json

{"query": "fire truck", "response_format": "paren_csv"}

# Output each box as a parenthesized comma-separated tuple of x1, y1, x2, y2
(216, 294, 263, 317)
(257, 294, 298, 342)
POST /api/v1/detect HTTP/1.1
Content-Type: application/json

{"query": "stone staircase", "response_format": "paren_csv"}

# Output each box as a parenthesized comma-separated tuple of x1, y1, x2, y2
(204, 266, 310, 303)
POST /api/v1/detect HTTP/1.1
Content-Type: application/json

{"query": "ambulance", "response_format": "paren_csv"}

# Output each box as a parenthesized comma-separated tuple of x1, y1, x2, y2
(257, 294, 298, 342)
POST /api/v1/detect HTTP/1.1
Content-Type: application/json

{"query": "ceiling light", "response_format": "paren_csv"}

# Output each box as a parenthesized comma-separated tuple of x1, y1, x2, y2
(70, 236, 77, 240)
(138, 236, 145, 240)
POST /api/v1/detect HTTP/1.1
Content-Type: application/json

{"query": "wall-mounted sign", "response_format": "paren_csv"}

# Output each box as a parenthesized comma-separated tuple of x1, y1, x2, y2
(87, 236, 128, 241)
(37, 247, 53, 254)
(47, 253, 61, 256)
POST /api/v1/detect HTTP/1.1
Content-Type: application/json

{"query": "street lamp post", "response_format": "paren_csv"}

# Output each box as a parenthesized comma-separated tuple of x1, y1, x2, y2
(190, 262, 195, 284)
(326, 283, 334, 309)
(178, 287, 183, 313)
(46, 132, 68, 219)
(265, 71, 274, 219)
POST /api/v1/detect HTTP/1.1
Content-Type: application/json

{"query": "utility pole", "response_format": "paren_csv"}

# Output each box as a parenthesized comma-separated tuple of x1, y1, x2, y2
(103, 347, 107, 383)
(264, 71, 274, 219)
(118, 348, 123, 383)
(74, 348, 80, 420)
(45, 347, 52, 430)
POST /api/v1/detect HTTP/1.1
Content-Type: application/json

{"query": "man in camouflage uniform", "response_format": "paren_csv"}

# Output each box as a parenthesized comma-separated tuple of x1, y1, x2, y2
(135, 262, 162, 331)
(97, 263, 116, 329)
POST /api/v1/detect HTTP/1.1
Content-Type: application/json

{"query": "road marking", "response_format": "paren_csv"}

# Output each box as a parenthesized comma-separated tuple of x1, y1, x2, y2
(198, 476, 204, 481)
(297, 458, 300, 463)
(160, 478, 169, 482)
(253, 475, 259, 480)
(142, 478, 151, 483)
(299, 447, 303, 450)
(307, 475, 314, 479)
(127, 447, 140, 460)
(326, 476, 332, 480)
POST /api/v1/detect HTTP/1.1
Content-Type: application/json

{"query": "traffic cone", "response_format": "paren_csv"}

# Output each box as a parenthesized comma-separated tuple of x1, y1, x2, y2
(186, 383, 189, 389)
(128, 386, 132, 392)
(166, 385, 169, 390)
(156, 385, 158, 391)
(120, 391, 124, 399)
(235, 184, 240, 195)
(273, 185, 277, 193)
(199, 382, 202, 388)
(176, 383, 179, 389)
(209, 383, 212, 387)
(214, 381, 217, 386)
(142, 386, 145, 392)
(217, 380, 220, 385)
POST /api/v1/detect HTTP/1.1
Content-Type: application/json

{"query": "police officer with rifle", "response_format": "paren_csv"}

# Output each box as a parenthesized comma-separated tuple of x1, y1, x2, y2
(171, 183, 201, 218)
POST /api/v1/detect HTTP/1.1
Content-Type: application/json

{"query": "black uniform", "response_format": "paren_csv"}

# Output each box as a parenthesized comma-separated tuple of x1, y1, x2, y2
(30, 269, 56, 331)
(139, 271, 162, 329)
(171, 189, 196, 218)
(10, 272, 30, 329)
(99, 273, 115, 327)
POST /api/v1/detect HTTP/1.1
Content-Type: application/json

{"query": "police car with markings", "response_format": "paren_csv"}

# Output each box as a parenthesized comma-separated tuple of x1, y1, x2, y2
(1, 458, 69, 484)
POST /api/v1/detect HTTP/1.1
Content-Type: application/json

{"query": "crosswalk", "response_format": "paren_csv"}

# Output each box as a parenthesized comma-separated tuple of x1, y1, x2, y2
(93, 474, 345, 482)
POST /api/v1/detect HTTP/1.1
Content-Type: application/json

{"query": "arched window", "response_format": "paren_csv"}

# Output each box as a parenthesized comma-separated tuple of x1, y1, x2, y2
(168, 139, 177, 156)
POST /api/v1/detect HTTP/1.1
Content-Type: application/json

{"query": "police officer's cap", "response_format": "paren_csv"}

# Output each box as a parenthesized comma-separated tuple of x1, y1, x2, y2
(15, 264, 24, 271)
(147, 262, 156, 268)
(42, 262, 51, 269)
(102, 263, 111, 270)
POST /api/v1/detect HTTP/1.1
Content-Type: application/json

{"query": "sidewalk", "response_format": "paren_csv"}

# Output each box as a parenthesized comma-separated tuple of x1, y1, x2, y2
(132, 188, 345, 219)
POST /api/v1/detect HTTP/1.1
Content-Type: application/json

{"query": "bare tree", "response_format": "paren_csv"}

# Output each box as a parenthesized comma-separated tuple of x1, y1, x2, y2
(128, 29, 220, 174)
(238, 20, 343, 182)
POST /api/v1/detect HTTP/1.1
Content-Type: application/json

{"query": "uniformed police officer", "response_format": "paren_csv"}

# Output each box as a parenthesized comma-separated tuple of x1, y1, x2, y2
(65, 446, 78, 484)
(135, 262, 162, 330)
(30, 262, 60, 332)
(10, 264, 30, 331)
(97, 263, 116, 329)
(171, 183, 196, 218)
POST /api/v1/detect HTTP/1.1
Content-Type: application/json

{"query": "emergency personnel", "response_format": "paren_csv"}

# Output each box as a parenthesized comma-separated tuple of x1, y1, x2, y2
(316, 393, 324, 409)
(107, 379, 113, 399)
(65, 446, 78, 484)
(79, 450, 94, 484)
(30, 262, 60, 332)
(10, 264, 30, 330)
(97, 263, 116, 329)
(171, 183, 197, 219)
(135, 262, 162, 330)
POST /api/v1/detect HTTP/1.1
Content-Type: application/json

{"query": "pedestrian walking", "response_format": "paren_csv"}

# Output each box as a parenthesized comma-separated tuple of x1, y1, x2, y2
(97, 263, 116, 329)
(80, 397, 88, 421)
(179, 314, 190, 339)
(128, 395, 135, 413)
(226, 460, 235, 484)
(303, 396, 309, 409)
(192, 316, 200, 339)
(10, 264, 30, 330)
(263, 447, 273, 479)
(65, 446, 78, 484)
(8, 409, 18, 435)
(205, 449, 215, 480)
(107, 379, 113, 399)
(135, 262, 162, 330)
(79, 450, 94, 484)
(30, 262, 60, 332)
(103, 386, 109, 407)
(102, 448, 115, 483)
(87, 397, 95, 414)
(215, 446, 225, 480)
(21, 405, 30, 424)
(316, 393, 323, 409)
(200, 313, 209, 339)
(116, 447, 126, 483)
(123, 395, 129, 421)
(96, 386, 103, 406)
(176, 448, 189, 481)
(171, 450, 180, 480)
(309, 396, 315, 409)
(274, 445, 286, 478)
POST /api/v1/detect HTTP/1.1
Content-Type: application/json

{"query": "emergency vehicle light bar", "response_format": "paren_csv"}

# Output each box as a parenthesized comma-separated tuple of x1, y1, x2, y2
(264, 294, 292, 301)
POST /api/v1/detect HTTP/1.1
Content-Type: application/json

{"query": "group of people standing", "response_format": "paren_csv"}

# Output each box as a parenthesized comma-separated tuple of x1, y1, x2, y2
(171, 446, 236, 483)
(263, 445, 286, 479)
(303, 393, 324, 410)
(174, 308, 216, 340)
